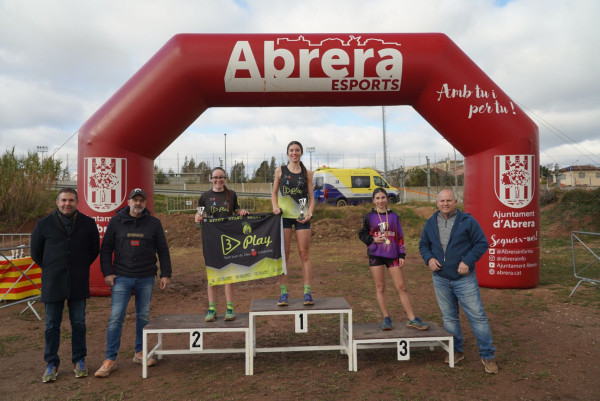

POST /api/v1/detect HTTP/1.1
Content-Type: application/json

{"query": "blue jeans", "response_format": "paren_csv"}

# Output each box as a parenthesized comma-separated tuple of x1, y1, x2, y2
(432, 272, 496, 359)
(44, 299, 87, 366)
(105, 275, 155, 360)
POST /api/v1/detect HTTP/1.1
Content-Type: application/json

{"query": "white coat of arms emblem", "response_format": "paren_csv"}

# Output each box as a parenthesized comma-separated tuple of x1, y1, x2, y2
(494, 154, 535, 209)
(84, 157, 127, 212)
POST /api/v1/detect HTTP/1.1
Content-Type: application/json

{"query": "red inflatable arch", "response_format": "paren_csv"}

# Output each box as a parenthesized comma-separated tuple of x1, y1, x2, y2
(78, 33, 539, 295)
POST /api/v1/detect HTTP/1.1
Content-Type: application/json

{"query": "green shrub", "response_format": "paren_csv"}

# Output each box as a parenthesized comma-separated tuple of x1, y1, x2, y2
(546, 188, 600, 232)
(0, 148, 61, 230)
(154, 166, 169, 184)
(560, 188, 600, 206)
(540, 188, 560, 206)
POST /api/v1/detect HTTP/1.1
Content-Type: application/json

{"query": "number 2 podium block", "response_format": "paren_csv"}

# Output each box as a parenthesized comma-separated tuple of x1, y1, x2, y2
(142, 313, 251, 377)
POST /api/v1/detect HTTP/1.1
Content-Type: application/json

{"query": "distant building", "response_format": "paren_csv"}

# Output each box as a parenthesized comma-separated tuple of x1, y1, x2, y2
(398, 159, 464, 185)
(551, 165, 600, 187)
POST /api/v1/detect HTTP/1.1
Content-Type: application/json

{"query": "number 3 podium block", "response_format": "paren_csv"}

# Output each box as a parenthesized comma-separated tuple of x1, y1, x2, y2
(351, 322, 454, 371)
(142, 313, 251, 377)
(248, 297, 353, 375)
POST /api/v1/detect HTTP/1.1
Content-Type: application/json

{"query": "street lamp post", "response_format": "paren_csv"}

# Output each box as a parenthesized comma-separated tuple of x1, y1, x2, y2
(306, 147, 315, 171)
(36, 145, 48, 159)
(382, 106, 388, 181)
(570, 160, 579, 186)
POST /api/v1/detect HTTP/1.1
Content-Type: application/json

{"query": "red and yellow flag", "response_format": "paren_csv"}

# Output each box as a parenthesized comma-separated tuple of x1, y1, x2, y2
(0, 258, 41, 300)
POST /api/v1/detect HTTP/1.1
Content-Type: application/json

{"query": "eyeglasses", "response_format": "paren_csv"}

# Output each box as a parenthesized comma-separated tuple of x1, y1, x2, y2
(212, 176, 226, 180)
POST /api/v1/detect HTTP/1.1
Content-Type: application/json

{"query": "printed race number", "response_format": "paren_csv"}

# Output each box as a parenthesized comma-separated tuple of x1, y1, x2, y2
(397, 340, 410, 360)
(295, 313, 308, 333)
(190, 331, 203, 350)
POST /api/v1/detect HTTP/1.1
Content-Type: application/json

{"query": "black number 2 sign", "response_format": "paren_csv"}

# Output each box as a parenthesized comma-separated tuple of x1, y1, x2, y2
(190, 331, 203, 350)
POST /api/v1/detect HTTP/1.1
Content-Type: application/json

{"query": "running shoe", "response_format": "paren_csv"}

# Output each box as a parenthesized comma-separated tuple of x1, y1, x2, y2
(73, 359, 88, 378)
(94, 359, 117, 378)
(445, 352, 465, 364)
(482, 358, 499, 374)
(133, 351, 156, 366)
(42, 364, 58, 383)
(277, 293, 289, 306)
(205, 309, 217, 322)
(303, 292, 314, 305)
(407, 317, 429, 331)
(224, 308, 236, 321)
(382, 316, 392, 330)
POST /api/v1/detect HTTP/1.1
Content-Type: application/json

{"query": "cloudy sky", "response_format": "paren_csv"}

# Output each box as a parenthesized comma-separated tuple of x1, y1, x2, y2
(1, 0, 599, 177)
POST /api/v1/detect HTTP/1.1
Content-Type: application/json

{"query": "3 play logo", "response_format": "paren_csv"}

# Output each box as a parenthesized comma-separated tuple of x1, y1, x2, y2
(221, 235, 241, 255)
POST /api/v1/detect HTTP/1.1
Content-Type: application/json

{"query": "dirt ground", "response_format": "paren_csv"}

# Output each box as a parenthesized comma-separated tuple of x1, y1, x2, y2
(1, 210, 599, 401)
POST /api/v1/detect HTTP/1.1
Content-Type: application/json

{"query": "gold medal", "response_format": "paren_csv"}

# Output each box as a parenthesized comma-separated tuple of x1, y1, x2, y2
(385, 239, 390, 245)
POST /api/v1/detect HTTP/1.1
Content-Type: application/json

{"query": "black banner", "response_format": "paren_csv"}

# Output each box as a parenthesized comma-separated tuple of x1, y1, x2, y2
(201, 213, 285, 285)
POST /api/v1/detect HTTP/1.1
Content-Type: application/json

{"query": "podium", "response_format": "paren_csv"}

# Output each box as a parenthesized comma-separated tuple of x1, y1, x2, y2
(142, 313, 251, 377)
(351, 322, 454, 371)
(248, 297, 353, 375)
(140, 297, 455, 377)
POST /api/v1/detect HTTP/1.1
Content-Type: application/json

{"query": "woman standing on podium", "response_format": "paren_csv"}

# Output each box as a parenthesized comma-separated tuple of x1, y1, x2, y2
(358, 188, 429, 331)
(271, 141, 315, 306)
(195, 167, 248, 322)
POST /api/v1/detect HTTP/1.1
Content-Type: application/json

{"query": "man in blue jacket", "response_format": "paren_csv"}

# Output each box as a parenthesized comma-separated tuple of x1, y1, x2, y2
(419, 189, 498, 374)
(94, 188, 171, 378)
(31, 188, 100, 383)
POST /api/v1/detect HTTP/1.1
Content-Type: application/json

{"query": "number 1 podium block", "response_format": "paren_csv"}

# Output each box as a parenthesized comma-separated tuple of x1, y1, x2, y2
(248, 297, 353, 375)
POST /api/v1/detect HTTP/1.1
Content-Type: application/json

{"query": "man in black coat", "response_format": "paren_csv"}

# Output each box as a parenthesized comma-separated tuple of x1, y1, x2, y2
(31, 188, 100, 383)
(94, 188, 171, 378)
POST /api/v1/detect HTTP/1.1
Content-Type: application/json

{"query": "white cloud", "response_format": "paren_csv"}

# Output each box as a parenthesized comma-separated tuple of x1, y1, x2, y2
(1, 0, 598, 176)
(0, 77, 86, 128)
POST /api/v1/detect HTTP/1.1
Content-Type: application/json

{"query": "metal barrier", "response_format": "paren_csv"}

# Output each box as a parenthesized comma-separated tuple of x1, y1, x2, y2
(165, 196, 199, 214)
(166, 196, 257, 214)
(0, 233, 30, 258)
(0, 233, 42, 320)
(570, 231, 600, 297)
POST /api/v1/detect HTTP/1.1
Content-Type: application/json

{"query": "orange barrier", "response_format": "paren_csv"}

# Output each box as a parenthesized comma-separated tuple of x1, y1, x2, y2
(0, 257, 41, 300)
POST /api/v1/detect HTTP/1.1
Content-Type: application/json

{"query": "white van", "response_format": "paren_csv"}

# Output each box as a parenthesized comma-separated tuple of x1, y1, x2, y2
(313, 167, 399, 206)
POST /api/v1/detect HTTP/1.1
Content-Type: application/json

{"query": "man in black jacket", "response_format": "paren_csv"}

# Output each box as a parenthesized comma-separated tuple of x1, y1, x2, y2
(95, 188, 171, 378)
(31, 188, 100, 383)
